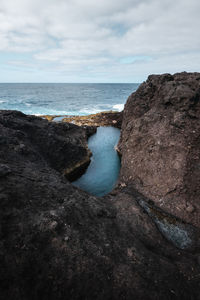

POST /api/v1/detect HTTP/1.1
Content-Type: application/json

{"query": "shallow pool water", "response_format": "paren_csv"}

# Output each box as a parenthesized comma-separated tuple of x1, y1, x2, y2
(73, 126, 121, 197)
(53, 116, 65, 121)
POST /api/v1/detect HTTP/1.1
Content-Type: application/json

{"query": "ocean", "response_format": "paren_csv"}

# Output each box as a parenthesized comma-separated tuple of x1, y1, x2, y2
(0, 83, 140, 115)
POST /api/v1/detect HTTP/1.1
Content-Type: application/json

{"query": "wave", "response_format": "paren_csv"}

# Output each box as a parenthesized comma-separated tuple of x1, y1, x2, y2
(28, 107, 81, 116)
(0, 100, 7, 104)
(33, 110, 78, 116)
(2, 103, 124, 117)
(80, 108, 102, 115)
(113, 104, 124, 111)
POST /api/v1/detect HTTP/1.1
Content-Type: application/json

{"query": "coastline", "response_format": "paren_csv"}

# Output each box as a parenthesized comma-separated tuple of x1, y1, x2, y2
(1, 72, 200, 300)
(41, 110, 123, 128)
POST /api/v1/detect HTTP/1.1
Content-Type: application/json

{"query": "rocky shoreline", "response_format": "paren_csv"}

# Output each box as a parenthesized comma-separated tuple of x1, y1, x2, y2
(41, 110, 123, 128)
(0, 72, 200, 300)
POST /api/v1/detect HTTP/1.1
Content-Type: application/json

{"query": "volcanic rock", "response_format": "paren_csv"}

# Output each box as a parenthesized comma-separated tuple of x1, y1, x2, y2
(0, 110, 96, 182)
(0, 164, 11, 177)
(118, 72, 200, 227)
(42, 111, 123, 128)
(0, 78, 200, 300)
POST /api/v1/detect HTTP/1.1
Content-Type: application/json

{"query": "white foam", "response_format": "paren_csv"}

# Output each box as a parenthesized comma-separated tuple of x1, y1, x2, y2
(0, 100, 6, 104)
(33, 110, 78, 116)
(113, 104, 124, 111)
(80, 108, 102, 115)
(33, 107, 110, 117)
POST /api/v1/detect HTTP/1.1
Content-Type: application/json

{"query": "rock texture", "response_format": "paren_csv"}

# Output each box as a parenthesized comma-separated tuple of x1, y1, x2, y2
(1, 73, 200, 300)
(118, 72, 200, 227)
(42, 111, 122, 128)
(0, 110, 96, 182)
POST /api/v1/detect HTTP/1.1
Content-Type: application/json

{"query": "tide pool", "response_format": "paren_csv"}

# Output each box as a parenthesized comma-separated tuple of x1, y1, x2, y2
(73, 126, 121, 197)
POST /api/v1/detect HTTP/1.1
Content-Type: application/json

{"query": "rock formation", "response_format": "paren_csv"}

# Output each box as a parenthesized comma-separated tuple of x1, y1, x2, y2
(42, 111, 122, 128)
(118, 72, 200, 227)
(0, 73, 200, 300)
(0, 110, 96, 182)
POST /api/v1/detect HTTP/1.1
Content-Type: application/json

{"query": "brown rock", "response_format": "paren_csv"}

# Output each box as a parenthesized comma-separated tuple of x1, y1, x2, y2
(118, 72, 200, 227)
(42, 111, 123, 129)
(186, 204, 195, 213)
(1, 97, 200, 300)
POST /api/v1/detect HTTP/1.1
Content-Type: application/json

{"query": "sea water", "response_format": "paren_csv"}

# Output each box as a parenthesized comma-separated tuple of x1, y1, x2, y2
(0, 83, 139, 196)
(73, 127, 121, 197)
(0, 83, 139, 115)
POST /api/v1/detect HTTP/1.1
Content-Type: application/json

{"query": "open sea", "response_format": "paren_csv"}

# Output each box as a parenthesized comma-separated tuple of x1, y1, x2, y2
(0, 83, 140, 115)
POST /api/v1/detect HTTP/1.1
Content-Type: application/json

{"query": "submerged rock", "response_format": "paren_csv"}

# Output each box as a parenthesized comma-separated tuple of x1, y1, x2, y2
(118, 72, 200, 227)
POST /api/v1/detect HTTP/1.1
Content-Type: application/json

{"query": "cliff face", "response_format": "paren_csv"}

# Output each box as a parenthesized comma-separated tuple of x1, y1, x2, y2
(118, 72, 200, 227)
(1, 73, 200, 300)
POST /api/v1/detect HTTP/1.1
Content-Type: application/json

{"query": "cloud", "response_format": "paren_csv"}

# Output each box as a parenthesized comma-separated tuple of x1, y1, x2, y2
(0, 0, 199, 82)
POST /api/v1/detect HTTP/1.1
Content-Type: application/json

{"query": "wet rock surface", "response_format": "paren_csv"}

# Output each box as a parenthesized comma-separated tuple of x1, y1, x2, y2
(42, 110, 123, 128)
(118, 72, 200, 227)
(1, 73, 200, 300)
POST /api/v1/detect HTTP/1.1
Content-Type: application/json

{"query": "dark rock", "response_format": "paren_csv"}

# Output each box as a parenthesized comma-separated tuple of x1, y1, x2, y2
(83, 125, 97, 137)
(118, 72, 200, 227)
(0, 164, 11, 177)
(0, 110, 92, 181)
(0, 82, 200, 300)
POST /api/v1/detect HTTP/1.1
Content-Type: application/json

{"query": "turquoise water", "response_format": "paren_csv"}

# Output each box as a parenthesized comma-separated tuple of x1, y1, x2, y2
(73, 127, 121, 197)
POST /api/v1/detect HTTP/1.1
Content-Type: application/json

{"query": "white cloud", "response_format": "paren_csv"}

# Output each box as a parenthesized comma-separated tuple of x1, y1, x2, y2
(0, 0, 199, 82)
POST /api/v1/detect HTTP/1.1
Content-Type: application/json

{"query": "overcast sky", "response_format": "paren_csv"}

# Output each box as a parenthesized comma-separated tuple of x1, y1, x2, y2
(0, 0, 199, 82)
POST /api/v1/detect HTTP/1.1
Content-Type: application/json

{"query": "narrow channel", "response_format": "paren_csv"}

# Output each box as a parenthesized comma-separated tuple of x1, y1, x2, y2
(73, 126, 121, 197)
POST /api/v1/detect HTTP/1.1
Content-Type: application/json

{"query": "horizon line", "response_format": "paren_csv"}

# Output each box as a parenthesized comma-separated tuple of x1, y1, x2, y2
(0, 82, 141, 84)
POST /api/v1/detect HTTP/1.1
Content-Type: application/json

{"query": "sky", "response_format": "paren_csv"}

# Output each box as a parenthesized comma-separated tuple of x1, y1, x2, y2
(0, 0, 199, 83)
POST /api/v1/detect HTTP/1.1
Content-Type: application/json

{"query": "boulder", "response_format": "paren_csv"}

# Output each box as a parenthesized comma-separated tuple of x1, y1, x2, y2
(118, 72, 200, 227)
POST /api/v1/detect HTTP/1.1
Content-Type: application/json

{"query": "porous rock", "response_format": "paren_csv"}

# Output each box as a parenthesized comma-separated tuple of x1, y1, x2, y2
(1, 81, 200, 300)
(43, 111, 123, 128)
(0, 164, 11, 177)
(118, 72, 200, 227)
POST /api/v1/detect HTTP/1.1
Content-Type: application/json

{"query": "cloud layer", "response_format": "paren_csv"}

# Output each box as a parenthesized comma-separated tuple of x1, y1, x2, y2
(0, 0, 200, 82)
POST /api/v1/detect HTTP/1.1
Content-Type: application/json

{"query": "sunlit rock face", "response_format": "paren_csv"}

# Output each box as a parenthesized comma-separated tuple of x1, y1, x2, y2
(118, 72, 200, 227)
(42, 111, 123, 128)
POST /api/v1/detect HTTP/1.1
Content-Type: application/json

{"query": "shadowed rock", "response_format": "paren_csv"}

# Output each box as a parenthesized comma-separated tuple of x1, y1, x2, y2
(0, 75, 200, 300)
(0, 110, 96, 181)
